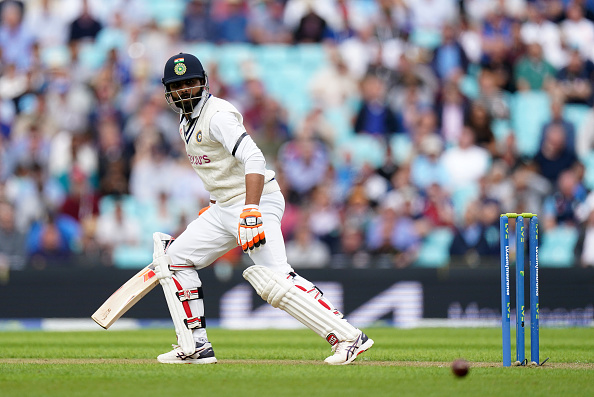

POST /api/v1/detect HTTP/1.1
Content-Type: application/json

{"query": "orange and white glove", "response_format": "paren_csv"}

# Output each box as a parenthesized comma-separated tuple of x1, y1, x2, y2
(238, 205, 266, 252)
(198, 205, 210, 216)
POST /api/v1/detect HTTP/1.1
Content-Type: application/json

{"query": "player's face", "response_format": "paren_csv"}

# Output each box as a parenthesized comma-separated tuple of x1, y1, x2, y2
(168, 78, 203, 113)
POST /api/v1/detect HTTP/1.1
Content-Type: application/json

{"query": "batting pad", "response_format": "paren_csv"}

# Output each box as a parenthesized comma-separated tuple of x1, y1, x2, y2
(153, 232, 195, 355)
(243, 265, 359, 344)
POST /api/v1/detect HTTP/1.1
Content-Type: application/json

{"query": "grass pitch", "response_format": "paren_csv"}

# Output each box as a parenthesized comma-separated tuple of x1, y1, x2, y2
(0, 327, 593, 397)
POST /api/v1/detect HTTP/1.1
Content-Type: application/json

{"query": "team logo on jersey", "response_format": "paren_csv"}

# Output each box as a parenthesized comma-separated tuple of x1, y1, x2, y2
(196, 130, 202, 143)
(174, 58, 186, 76)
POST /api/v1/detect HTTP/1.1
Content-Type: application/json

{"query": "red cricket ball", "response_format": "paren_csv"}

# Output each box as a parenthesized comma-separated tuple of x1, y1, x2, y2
(451, 358, 470, 377)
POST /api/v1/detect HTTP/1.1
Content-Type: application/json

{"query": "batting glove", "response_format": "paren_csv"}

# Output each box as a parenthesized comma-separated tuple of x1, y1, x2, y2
(238, 205, 266, 252)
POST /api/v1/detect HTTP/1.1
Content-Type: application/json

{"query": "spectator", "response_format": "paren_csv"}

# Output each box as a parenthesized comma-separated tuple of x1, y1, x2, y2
(481, 7, 514, 57)
(247, 0, 292, 44)
(480, 37, 515, 93)
(94, 197, 142, 264)
(59, 168, 100, 224)
(575, 207, 594, 267)
(182, 0, 214, 43)
(0, 200, 26, 270)
(387, 53, 440, 115)
(436, 81, 471, 146)
(420, 182, 455, 227)
(539, 97, 576, 155)
(285, 223, 331, 268)
(292, 6, 330, 43)
(3, 123, 51, 178)
(68, 0, 102, 44)
(520, 2, 566, 68)
(465, 102, 496, 155)
(235, 78, 290, 156)
(278, 135, 330, 199)
(406, 0, 458, 35)
(542, 168, 586, 230)
(340, 23, 383, 80)
(354, 74, 399, 140)
(27, 211, 80, 269)
(576, 102, 594, 159)
(129, 134, 177, 204)
(4, 163, 65, 232)
(308, 185, 342, 254)
(309, 46, 359, 109)
(449, 200, 493, 267)
(0, 63, 29, 112)
(96, 119, 133, 196)
(371, 0, 410, 43)
(506, 163, 551, 217)
(478, 197, 501, 258)
(431, 23, 469, 83)
(410, 133, 447, 191)
(366, 201, 399, 258)
(441, 125, 491, 191)
(514, 42, 557, 92)
(475, 68, 510, 119)
(0, 1, 34, 71)
(212, 0, 249, 43)
(369, 191, 425, 268)
(532, 123, 578, 184)
(48, 131, 98, 189)
(560, 2, 594, 61)
(335, 227, 369, 268)
(554, 48, 594, 105)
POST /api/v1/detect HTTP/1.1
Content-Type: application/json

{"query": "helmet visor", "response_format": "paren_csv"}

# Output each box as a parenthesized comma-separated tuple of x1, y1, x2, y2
(165, 80, 209, 116)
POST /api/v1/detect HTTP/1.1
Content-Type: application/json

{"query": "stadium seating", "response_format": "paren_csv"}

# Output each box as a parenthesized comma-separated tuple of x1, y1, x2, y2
(539, 226, 579, 268)
(337, 134, 387, 169)
(389, 133, 414, 165)
(583, 153, 594, 191)
(450, 183, 480, 219)
(510, 91, 551, 157)
(413, 227, 454, 268)
(563, 103, 591, 132)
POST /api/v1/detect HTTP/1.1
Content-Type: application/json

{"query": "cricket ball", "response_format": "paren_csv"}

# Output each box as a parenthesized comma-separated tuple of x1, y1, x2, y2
(451, 359, 470, 377)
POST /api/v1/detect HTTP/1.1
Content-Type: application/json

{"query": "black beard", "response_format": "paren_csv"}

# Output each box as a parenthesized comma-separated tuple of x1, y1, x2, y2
(178, 96, 200, 113)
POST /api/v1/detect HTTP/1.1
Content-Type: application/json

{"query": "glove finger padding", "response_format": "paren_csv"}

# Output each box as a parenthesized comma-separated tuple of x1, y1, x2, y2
(239, 206, 266, 252)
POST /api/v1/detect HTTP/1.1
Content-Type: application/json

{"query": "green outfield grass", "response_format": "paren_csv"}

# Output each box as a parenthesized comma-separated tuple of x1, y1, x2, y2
(0, 327, 593, 397)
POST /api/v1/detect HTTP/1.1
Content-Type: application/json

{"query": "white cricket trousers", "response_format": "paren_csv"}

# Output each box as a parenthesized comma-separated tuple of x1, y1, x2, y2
(166, 190, 293, 343)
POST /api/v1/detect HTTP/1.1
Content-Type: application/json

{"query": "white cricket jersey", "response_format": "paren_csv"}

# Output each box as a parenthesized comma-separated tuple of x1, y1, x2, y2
(179, 95, 278, 205)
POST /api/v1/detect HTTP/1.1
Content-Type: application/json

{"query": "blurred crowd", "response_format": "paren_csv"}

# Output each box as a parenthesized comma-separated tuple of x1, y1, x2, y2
(2, 0, 594, 271)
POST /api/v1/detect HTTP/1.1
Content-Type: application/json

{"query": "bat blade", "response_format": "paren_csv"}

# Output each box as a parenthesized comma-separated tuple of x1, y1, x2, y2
(91, 265, 159, 329)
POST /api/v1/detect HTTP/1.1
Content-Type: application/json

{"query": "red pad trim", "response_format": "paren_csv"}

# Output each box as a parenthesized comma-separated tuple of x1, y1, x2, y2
(172, 277, 193, 318)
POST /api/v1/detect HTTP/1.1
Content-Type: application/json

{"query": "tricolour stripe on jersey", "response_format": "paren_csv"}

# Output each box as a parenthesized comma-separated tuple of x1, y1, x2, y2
(183, 118, 198, 144)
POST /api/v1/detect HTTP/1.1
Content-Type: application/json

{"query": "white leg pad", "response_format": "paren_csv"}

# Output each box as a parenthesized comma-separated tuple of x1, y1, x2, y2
(243, 265, 359, 345)
(153, 232, 195, 355)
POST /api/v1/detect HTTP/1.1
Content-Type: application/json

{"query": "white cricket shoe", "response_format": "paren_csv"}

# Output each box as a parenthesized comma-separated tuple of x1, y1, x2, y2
(324, 331, 374, 365)
(157, 341, 217, 364)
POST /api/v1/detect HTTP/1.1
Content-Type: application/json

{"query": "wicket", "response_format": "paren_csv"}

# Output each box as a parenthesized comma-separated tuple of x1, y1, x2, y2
(500, 213, 541, 367)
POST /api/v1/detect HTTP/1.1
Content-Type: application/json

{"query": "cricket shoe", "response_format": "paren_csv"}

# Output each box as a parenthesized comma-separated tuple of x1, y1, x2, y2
(324, 331, 374, 365)
(157, 341, 217, 364)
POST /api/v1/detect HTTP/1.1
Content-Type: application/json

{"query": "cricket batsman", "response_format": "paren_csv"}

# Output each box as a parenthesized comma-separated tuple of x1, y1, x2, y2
(153, 53, 373, 365)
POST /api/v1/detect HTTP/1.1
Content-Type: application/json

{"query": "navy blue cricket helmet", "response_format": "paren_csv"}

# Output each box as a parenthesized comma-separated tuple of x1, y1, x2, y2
(162, 53, 209, 116)
(162, 52, 206, 86)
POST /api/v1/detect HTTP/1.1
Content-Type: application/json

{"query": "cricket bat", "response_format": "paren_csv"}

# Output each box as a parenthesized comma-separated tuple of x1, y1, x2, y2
(91, 264, 159, 329)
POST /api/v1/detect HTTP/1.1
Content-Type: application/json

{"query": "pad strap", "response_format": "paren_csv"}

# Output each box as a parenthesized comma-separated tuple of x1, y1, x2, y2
(185, 316, 206, 329)
(176, 287, 203, 302)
